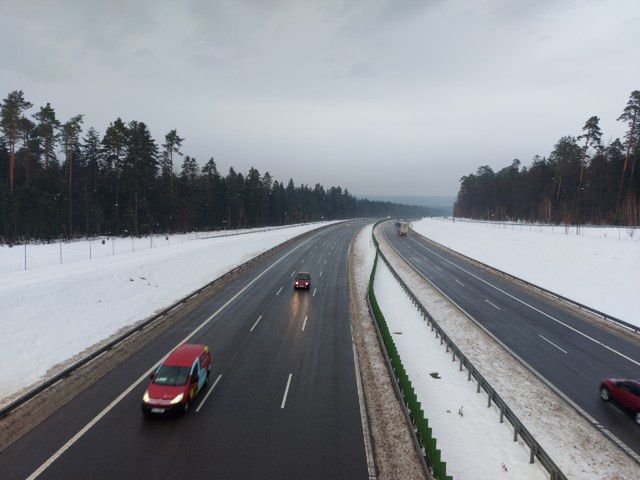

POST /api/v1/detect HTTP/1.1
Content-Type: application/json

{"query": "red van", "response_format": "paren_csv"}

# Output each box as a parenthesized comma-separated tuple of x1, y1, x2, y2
(142, 344, 211, 416)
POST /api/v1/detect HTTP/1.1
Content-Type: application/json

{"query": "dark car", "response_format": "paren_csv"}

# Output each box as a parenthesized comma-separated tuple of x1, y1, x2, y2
(294, 272, 311, 289)
(600, 378, 640, 425)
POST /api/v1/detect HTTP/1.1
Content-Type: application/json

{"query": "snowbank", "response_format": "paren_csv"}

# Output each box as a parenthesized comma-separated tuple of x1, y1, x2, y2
(373, 257, 548, 479)
(0, 221, 338, 403)
(412, 217, 640, 326)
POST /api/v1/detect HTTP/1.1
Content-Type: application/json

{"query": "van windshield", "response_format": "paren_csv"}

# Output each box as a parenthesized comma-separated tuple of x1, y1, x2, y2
(154, 366, 190, 386)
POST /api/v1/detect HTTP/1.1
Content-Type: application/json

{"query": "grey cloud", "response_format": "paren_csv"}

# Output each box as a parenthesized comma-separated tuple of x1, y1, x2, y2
(1, 0, 639, 197)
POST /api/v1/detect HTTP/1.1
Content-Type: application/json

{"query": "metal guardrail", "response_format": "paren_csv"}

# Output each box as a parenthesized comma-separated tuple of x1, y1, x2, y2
(409, 226, 639, 334)
(373, 225, 567, 480)
(0, 221, 347, 419)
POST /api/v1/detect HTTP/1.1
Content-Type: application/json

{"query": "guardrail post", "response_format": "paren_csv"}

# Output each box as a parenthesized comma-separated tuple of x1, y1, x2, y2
(513, 424, 519, 442)
(530, 443, 537, 464)
(500, 404, 505, 423)
(477, 378, 481, 393)
(487, 390, 492, 408)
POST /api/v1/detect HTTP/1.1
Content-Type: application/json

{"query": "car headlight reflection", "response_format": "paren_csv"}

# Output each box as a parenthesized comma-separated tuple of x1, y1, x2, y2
(170, 393, 184, 405)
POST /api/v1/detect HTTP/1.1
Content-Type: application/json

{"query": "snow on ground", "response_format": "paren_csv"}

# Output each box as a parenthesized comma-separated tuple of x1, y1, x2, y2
(353, 223, 376, 294)
(0, 223, 316, 274)
(412, 217, 640, 326)
(373, 258, 548, 480)
(0, 221, 338, 404)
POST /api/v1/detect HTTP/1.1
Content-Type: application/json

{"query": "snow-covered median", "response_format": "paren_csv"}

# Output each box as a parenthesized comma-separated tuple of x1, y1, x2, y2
(0, 221, 338, 404)
(373, 257, 549, 480)
(412, 217, 640, 327)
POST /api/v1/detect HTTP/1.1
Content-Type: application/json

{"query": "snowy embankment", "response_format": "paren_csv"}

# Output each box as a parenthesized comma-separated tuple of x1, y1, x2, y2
(0, 223, 316, 274)
(412, 217, 640, 327)
(0, 221, 338, 404)
(373, 257, 548, 480)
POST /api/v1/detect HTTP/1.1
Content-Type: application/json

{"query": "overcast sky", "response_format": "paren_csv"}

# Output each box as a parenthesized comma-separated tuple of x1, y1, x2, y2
(2, 0, 639, 197)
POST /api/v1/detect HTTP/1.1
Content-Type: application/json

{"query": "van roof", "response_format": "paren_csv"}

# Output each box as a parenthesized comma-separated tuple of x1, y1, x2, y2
(164, 344, 205, 367)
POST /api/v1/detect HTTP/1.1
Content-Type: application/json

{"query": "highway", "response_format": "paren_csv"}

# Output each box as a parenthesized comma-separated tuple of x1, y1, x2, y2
(0, 221, 369, 480)
(382, 222, 640, 459)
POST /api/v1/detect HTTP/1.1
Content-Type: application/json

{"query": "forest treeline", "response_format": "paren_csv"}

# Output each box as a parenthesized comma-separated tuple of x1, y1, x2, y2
(0, 90, 427, 242)
(454, 90, 640, 225)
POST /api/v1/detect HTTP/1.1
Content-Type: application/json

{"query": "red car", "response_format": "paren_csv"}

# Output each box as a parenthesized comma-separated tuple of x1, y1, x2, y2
(600, 378, 640, 425)
(294, 272, 311, 289)
(142, 344, 211, 416)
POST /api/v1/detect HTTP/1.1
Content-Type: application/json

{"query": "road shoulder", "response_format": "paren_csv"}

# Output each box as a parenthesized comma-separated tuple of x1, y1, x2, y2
(348, 222, 428, 480)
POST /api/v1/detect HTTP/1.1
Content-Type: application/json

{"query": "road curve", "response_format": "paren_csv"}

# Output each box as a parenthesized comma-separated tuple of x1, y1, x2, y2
(383, 222, 640, 459)
(0, 221, 370, 480)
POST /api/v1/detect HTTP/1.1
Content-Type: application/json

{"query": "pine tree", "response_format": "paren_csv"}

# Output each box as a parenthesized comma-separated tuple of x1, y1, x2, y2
(61, 115, 84, 236)
(33, 102, 60, 168)
(1, 90, 33, 193)
(102, 118, 128, 233)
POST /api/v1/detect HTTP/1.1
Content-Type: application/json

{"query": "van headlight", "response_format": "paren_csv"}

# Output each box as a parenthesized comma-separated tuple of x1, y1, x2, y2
(170, 393, 184, 404)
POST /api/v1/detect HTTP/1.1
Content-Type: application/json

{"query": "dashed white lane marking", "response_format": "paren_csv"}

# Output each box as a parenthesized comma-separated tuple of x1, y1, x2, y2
(406, 235, 640, 368)
(196, 374, 223, 412)
(485, 299, 501, 310)
(319, 271, 323, 277)
(313, 288, 317, 297)
(539, 335, 568, 354)
(302, 315, 308, 331)
(281, 374, 293, 409)
(454, 278, 465, 287)
(323, 260, 327, 264)
(250, 315, 263, 332)
(275, 286, 283, 296)
(290, 270, 295, 277)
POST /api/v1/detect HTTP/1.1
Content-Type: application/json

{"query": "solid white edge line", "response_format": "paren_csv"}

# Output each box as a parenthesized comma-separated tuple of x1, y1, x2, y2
(26, 231, 320, 480)
(383, 226, 640, 463)
(406, 235, 640, 368)
(275, 286, 283, 296)
(539, 335, 568, 354)
(195, 374, 223, 412)
(485, 299, 501, 311)
(280, 373, 292, 409)
(350, 326, 377, 479)
(302, 315, 308, 331)
(250, 315, 263, 332)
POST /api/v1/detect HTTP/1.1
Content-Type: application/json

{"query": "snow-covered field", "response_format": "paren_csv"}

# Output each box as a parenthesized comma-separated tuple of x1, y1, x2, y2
(412, 217, 640, 327)
(0, 224, 315, 274)
(373, 257, 548, 480)
(0, 221, 338, 405)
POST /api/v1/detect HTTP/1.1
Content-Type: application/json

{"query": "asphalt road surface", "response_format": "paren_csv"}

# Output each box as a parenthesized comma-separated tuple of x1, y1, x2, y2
(0, 221, 370, 480)
(383, 222, 640, 460)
